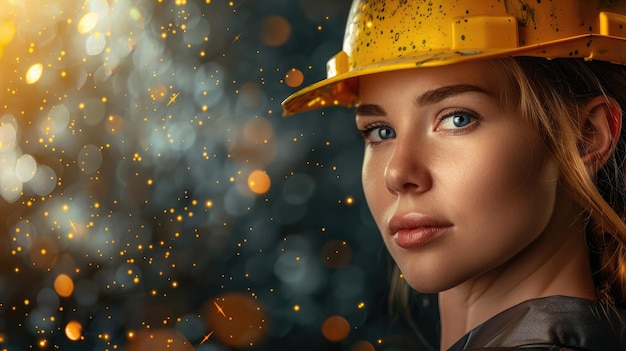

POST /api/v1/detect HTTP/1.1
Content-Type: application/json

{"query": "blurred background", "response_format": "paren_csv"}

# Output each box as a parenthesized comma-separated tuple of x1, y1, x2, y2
(0, 0, 438, 350)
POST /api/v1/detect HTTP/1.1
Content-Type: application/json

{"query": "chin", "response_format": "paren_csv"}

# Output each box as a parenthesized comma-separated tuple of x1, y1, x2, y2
(402, 275, 460, 294)
(395, 265, 482, 295)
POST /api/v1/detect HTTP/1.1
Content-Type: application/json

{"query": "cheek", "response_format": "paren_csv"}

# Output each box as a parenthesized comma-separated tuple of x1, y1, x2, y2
(454, 136, 560, 237)
(361, 151, 388, 224)
(361, 156, 377, 204)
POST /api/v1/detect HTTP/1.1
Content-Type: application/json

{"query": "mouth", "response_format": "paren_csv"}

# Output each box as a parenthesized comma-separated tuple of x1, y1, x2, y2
(388, 213, 452, 249)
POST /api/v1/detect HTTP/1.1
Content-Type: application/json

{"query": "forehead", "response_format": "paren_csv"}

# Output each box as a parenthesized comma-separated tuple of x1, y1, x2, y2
(357, 60, 510, 102)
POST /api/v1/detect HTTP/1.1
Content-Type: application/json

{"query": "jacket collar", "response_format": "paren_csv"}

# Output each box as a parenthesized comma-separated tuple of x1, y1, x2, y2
(447, 295, 626, 351)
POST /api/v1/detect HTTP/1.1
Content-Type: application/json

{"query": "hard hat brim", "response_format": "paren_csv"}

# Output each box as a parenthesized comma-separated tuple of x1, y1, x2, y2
(282, 35, 626, 116)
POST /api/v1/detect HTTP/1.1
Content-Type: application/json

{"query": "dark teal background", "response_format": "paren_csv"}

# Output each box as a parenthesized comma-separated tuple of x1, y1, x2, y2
(0, 1, 438, 349)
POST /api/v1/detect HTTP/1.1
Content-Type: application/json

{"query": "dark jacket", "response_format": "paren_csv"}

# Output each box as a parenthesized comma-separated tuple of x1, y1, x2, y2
(446, 295, 626, 351)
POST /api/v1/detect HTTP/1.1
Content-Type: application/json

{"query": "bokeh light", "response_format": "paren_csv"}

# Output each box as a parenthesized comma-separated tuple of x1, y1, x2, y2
(25, 63, 43, 84)
(285, 68, 304, 88)
(65, 321, 82, 341)
(126, 329, 193, 351)
(0, 20, 16, 47)
(261, 15, 291, 47)
(248, 169, 271, 194)
(350, 340, 376, 351)
(206, 293, 267, 348)
(54, 274, 75, 298)
(322, 315, 350, 342)
(77, 12, 100, 34)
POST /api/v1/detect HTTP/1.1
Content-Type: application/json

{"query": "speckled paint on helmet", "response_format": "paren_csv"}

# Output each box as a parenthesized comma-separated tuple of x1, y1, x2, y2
(282, 0, 626, 116)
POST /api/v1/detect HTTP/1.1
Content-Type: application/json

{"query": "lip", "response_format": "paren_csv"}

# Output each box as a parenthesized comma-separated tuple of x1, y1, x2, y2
(388, 213, 452, 249)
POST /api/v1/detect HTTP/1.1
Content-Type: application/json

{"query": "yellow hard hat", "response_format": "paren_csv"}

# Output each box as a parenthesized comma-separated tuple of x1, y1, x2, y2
(282, 0, 626, 116)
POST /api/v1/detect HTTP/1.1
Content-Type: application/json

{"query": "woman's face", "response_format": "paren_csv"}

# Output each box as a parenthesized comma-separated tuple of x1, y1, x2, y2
(357, 60, 578, 293)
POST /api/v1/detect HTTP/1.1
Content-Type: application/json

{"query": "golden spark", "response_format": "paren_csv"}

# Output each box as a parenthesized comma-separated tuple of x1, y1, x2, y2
(213, 301, 227, 318)
(167, 92, 180, 106)
(200, 330, 214, 345)
(69, 220, 78, 232)
(233, 33, 243, 42)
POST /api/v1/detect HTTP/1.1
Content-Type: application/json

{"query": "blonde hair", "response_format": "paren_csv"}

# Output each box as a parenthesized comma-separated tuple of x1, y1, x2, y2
(389, 57, 626, 313)
(501, 57, 626, 307)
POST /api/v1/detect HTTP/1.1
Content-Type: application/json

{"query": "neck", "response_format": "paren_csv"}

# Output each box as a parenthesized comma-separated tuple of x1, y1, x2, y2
(438, 216, 597, 350)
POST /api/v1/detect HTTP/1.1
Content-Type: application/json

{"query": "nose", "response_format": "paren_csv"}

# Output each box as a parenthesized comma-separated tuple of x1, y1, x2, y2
(384, 137, 432, 194)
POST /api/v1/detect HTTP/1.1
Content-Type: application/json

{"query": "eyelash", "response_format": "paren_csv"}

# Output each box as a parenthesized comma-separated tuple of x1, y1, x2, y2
(357, 122, 391, 143)
(435, 108, 481, 133)
(357, 109, 481, 143)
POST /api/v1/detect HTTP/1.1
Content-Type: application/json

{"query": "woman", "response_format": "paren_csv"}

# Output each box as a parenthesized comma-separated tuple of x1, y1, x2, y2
(284, 1, 626, 350)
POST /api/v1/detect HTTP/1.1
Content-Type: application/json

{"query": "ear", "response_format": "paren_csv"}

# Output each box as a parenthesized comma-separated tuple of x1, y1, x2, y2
(580, 96, 622, 175)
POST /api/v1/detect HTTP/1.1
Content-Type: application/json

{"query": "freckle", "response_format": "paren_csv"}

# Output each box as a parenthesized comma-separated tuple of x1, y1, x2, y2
(461, 34, 466, 41)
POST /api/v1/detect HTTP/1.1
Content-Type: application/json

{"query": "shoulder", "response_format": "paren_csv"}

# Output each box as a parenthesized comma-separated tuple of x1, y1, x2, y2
(447, 295, 626, 351)
(465, 348, 576, 351)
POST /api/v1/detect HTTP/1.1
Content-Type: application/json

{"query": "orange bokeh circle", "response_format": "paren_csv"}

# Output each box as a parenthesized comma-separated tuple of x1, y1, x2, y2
(321, 315, 350, 342)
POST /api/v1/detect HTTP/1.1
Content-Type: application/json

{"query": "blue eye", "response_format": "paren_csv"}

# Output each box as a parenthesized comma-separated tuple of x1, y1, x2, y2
(375, 126, 396, 140)
(438, 111, 477, 130)
(360, 124, 396, 143)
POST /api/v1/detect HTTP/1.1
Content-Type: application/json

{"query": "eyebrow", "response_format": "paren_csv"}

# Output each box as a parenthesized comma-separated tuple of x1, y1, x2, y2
(355, 83, 489, 117)
(355, 104, 386, 117)
(417, 84, 489, 106)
